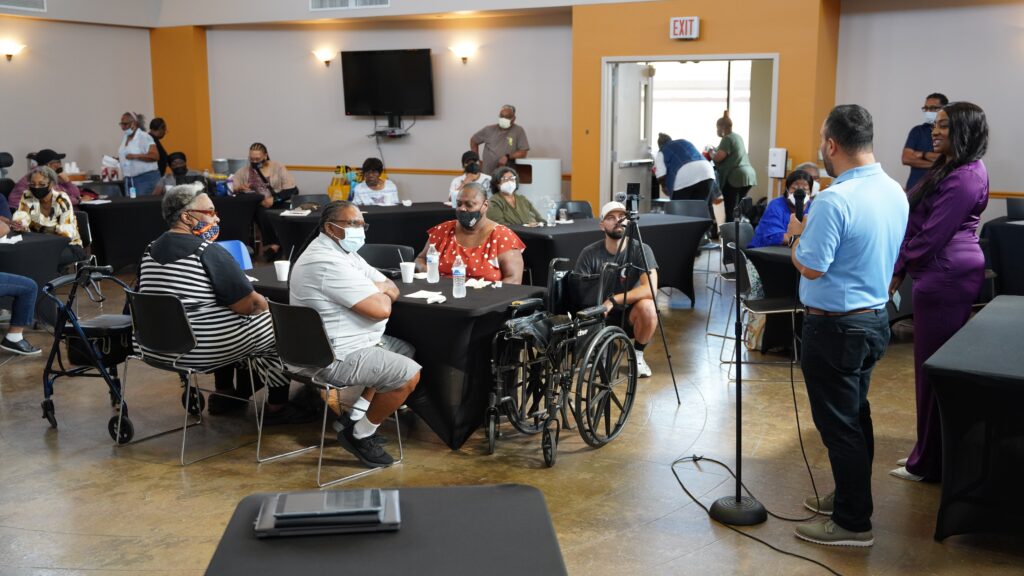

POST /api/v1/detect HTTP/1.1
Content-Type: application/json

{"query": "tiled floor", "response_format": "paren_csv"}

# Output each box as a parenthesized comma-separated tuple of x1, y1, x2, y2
(1, 260, 1021, 575)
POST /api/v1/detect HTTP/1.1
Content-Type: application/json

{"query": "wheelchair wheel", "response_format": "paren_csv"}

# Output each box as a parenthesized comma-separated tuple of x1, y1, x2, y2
(485, 408, 499, 455)
(41, 399, 57, 429)
(499, 339, 548, 435)
(574, 327, 637, 448)
(107, 414, 134, 445)
(541, 418, 559, 468)
(181, 388, 206, 416)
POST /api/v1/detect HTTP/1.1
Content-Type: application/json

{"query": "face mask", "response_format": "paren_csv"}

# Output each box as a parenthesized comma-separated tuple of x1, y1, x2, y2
(457, 209, 482, 230)
(27, 186, 49, 199)
(465, 162, 480, 175)
(329, 222, 365, 253)
(251, 160, 264, 170)
(923, 111, 938, 124)
(172, 166, 189, 177)
(123, 128, 134, 136)
(497, 117, 512, 129)
(190, 220, 220, 242)
(53, 166, 64, 174)
(810, 181, 820, 197)
(499, 181, 516, 195)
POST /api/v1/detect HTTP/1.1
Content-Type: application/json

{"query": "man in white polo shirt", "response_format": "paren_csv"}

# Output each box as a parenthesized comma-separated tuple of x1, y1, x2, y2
(290, 201, 420, 468)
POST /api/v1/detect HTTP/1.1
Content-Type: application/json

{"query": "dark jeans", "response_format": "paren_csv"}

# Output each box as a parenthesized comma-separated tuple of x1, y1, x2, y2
(801, 309, 889, 533)
(0, 272, 38, 327)
(722, 184, 752, 223)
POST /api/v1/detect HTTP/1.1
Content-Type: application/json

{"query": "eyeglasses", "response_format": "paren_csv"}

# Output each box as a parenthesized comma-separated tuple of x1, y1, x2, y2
(118, 121, 132, 128)
(500, 176, 517, 183)
(188, 209, 218, 217)
(921, 106, 942, 112)
(331, 219, 370, 230)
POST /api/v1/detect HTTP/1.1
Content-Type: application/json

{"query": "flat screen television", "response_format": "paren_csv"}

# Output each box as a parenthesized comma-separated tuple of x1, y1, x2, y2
(341, 49, 434, 117)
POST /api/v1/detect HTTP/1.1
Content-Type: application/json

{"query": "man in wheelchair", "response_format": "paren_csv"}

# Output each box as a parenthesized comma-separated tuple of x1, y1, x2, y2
(574, 201, 659, 377)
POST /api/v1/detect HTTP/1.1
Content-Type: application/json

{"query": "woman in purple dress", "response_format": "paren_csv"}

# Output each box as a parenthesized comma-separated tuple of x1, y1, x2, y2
(889, 102, 989, 482)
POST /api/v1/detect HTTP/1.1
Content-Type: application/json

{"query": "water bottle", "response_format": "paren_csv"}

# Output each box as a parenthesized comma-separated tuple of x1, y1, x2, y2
(426, 244, 440, 284)
(226, 174, 235, 195)
(546, 200, 557, 227)
(452, 256, 466, 298)
(127, 176, 137, 199)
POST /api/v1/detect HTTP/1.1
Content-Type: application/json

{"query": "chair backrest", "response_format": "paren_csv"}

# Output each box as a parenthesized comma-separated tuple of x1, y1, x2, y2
(545, 257, 574, 314)
(1, 178, 15, 201)
(0, 152, 12, 178)
(555, 200, 594, 220)
(291, 193, 332, 209)
(268, 300, 335, 369)
(126, 290, 197, 356)
(730, 243, 751, 294)
(663, 199, 709, 219)
(216, 240, 253, 271)
(74, 210, 92, 249)
(720, 221, 754, 266)
(358, 243, 414, 270)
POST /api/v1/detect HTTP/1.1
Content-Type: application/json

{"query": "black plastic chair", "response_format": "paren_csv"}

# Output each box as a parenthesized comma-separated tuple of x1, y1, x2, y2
(0, 178, 13, 202)
(264, 300, 403, 487)
(706, 223, 753, 333)
(358, 243, 415, 271)
(0, 151, 12, 178)
(555, 200, 594, 220)
(125, 290, 258, 465)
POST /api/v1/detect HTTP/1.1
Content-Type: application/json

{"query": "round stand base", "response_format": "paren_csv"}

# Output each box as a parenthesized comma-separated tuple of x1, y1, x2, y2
(709, 495, 768, 526)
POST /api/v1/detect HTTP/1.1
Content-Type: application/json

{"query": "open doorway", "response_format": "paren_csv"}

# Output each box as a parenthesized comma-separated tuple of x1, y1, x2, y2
(601, 55, 777, 207)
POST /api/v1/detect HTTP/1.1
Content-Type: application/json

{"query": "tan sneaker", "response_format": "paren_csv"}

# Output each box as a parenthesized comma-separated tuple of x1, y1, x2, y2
(795, 518, 873, 547)
(803, 491, 833, 515)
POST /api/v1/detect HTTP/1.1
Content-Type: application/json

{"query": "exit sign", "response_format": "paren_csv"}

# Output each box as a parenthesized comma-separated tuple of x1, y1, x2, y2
(670, 17, 700, 40)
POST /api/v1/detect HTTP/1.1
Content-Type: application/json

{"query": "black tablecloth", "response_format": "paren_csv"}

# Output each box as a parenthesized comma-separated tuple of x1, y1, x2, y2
(924, 296, 1024, 541)
(511, 214, 710, 305)
(268, 202, 453, 258)
(0, 233, 69, 290)
(981, 217, 1024, 296)
(250, 267, 545, 449)
(206, 485, 566, 576)
(79, 195, 262, 271)
(741, 246, 803, 352)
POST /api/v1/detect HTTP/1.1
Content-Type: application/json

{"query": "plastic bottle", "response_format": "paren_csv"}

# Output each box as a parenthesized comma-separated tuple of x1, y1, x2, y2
(127, 176, 137, 199)
(426, 244, 440, 284)
(226, 174, 235, 195)
(452, 255, 466, 298)
(546, 199, 557, 227)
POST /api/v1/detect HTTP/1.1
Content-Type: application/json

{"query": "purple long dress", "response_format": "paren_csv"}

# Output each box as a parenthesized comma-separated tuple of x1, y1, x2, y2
(894, 159, 989, 481)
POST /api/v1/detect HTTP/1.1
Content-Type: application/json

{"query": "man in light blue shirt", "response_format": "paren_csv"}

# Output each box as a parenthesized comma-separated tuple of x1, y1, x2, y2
(786, 105, 909, 548)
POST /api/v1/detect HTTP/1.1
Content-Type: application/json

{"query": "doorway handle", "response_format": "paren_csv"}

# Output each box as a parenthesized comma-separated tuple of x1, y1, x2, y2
(618, 159, 654, 168)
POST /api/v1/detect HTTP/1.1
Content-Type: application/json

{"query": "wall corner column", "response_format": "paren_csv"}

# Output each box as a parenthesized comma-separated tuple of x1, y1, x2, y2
(150, 26, 212, 171)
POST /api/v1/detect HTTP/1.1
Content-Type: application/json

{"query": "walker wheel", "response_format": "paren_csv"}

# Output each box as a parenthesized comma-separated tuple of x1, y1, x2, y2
(541, 419, 559, 468)
(181, 389, 206, 416)
(485, 409, 499, 455)
(107, 415, 134, 445)
(41, 399, 57, 429)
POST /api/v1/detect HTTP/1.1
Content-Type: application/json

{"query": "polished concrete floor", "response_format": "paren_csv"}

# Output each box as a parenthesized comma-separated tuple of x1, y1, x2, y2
(1, 259, 1022, 575)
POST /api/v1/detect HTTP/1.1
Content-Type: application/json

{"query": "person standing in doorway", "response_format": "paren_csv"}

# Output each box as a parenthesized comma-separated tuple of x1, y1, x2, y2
(470, 105, 530, 174)
(713, 111, 757, 222)
(901, 93, 948, 191)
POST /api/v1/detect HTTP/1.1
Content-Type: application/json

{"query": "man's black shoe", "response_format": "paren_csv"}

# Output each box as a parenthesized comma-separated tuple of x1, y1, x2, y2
(337, 422, 394, 468)
(1, 337, 41, 356)
(208, 393, 249, 415)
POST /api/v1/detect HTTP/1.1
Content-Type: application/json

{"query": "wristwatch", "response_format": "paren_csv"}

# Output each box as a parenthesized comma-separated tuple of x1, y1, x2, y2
(787, 234, 801, 248)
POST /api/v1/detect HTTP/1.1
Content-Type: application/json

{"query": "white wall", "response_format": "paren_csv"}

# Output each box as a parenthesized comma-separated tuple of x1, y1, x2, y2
(0, 16, 153, 177)
(0, 0, 160, 27)
(837, 0, 1023, 222)
(206, 14, 572, 202)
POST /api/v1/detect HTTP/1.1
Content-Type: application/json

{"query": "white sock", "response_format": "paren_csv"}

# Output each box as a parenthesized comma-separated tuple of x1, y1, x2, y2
(635, 350, 644, 361)
(352, 417, 380, 439)
(5, 332, 23, 343)
(350, 396, 371, 421)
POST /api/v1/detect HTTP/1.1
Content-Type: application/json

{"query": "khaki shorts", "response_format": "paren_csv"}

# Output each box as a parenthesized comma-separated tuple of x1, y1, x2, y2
(324, 335, 420, 392)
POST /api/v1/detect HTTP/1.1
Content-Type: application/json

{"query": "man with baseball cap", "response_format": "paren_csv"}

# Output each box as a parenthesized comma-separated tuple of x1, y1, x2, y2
(8, 148, 81, 209)
(573, 201, 659, 377)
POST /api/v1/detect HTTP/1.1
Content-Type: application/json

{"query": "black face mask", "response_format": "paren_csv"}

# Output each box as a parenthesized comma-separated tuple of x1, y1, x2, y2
(172, 166, 189, 177)
(251, 161, 263, 170)
(456, 210, 482, 230)
(27, 186, 50, 200)
(465, 162, 480, 175)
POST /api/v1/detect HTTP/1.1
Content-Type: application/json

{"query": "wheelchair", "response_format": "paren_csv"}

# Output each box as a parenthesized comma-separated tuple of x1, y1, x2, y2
(39, 265, 137, 442)
(486, 258, 638, 467)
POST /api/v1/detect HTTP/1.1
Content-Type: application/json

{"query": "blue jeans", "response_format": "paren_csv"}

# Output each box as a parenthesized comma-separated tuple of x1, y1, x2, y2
(0, 272, 38, 327)
(801, 309, 889, 533)
(127, 170, 161, 196)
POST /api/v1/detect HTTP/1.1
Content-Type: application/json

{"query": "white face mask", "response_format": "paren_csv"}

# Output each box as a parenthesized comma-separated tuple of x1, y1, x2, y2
(499, 181, 516, 195)
(810, 181, 820, 197)
(123, 128, 134, 136)
(923, 111, 938, 124)
(497, 117, 512, 129)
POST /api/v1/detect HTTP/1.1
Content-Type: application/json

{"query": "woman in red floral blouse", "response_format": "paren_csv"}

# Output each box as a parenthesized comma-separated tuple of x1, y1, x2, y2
(416, 181, 525, 283)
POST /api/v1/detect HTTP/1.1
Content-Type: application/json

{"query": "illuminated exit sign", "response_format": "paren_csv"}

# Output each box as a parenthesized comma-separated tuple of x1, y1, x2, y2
(669, 16, 700, 40)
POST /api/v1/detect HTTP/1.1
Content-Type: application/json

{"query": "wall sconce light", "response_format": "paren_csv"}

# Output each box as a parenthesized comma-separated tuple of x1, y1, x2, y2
(448, 43, 477, 65)
(312, 49, 336, 67)
(0, 40, 26, 62)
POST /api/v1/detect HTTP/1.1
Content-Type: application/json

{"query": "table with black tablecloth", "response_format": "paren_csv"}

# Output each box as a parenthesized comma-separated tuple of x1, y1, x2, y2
(206, 484, 566, 576)
(268, 202, 453, 258)
(924, 295, 1024, 541)
(980, 216, 1024, 296)
(250, 267, 544, 449)
(744, 246, 803, 352)
(79, 194, 262, 271)
(511, 214, 710, 305)
(0, 233, 69, 291)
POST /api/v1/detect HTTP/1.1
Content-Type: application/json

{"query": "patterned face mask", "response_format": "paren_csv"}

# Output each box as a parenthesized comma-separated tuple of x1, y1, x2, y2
(190, 220, 220, 242)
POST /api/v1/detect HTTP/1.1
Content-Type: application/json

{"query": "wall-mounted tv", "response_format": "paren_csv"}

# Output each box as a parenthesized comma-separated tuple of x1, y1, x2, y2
(341, 49, 435, 117)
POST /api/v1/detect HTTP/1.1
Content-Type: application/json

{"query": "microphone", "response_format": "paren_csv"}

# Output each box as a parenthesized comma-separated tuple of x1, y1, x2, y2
(613, 191, 627, 203)
(793, 189, 807, 222)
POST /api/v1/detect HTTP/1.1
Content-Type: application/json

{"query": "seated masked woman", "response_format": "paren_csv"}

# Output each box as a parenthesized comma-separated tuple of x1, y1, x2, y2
(486, 166, 543, 227)
(415, 181, 525, 284)
(748, 169, 815, 249)
(133, 183, 313, 424)
(11, 166, 86, 268)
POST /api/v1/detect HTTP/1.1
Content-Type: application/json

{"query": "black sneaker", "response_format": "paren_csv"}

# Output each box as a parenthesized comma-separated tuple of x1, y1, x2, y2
(1, 337, 41, 356)
(262, 403, 317, 426)
(332, 418, 388, 445)
(337, 422, 394, 468)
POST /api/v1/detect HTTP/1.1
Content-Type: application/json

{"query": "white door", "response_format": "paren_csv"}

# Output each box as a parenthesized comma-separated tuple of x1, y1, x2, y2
(608, 63, 655, 209)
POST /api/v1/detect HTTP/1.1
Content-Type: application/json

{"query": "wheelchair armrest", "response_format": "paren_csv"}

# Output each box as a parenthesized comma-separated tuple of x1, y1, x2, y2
(508, 297, 545, 318)
(577, 305, 607, 322)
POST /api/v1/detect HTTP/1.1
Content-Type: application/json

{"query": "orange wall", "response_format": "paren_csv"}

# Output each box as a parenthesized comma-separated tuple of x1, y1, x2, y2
(150, 26, 212, 171)
(571, 0, 841, 208)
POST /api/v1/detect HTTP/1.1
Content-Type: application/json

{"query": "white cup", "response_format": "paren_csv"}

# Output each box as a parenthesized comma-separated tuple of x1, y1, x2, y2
(274, 260, 290, 282)
(399, 261, 415, 283)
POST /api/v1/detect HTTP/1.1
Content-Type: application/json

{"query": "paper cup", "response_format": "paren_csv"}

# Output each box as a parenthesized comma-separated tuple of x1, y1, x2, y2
(273, 260, 290, 282)
(400, 262, 416, 283)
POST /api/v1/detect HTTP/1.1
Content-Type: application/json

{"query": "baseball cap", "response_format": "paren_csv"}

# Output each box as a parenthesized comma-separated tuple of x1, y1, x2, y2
(600, 201, 627, 220)
(33, 149, 66, 166)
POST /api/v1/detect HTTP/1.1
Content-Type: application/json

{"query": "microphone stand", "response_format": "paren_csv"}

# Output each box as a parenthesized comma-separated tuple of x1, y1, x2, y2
(708, 190, 767, 526)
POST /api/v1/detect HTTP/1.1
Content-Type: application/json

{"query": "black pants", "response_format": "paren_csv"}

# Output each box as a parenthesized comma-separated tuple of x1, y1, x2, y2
(801, 309, 889, 533)
(722, 184, 752, 223)
(672, 179, 714, 202)
(59, 244, 87, 268)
